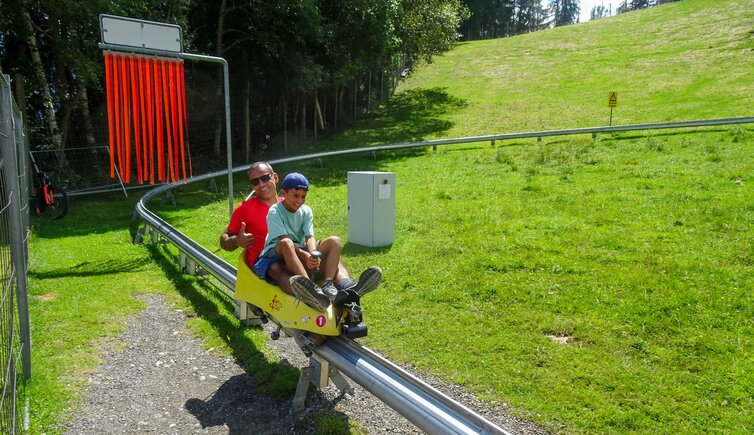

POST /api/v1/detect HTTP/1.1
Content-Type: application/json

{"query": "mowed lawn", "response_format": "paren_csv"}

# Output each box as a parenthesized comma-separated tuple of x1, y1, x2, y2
(168, 125, 754, 433)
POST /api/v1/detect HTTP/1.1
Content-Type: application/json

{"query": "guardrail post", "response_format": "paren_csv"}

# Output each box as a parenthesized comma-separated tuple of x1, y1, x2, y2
(293, 355, 354, 412)
(293, 365, 316, 413)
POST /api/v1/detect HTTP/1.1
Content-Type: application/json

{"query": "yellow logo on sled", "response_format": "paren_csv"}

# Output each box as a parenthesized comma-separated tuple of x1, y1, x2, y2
(234, 256, 341, 336)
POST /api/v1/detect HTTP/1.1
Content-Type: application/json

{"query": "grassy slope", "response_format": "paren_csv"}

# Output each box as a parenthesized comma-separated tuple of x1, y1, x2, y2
(27, 0, 754, 433)
(325, 0, 754, 148)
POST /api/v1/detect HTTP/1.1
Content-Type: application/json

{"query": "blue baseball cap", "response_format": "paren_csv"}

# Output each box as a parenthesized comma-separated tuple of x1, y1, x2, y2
(281, 172, 309, 191)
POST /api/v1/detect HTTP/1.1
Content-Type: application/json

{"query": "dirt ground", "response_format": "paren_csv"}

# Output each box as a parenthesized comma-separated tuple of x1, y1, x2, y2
(65, 294, 549, 434)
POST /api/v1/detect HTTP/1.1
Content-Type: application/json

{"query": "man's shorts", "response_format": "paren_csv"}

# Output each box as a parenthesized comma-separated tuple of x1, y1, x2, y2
(252, 250, 284, 285)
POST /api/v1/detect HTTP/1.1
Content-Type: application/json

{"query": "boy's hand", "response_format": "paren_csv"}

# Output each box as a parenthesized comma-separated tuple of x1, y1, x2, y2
(235, 222, 254, 248)
(305, 252, 321, 270)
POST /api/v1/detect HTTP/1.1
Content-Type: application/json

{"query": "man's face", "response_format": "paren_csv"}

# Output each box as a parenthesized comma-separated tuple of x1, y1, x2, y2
(281, 188, 307, 213)
(249, 165, 277, 200)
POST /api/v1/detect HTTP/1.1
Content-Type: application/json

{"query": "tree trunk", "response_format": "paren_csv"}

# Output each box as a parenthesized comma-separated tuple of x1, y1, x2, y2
(299, 98, 306, 142)
(23, 11, 62, 149)
(380, 70, 384, 104)
(333, 85, 338, 130)
(244, 78, 251, 163)
(293, 96, 300, 145)
(314, 90, 324, 133)
(367, 71, 372, 113)
(78, 79, 96, 147)
(353, 79, 357, 121)
(282, 96, 288, 154)
(322, 92, 327, 130)
(213, 0, 228, 158)
(313, 90, 317, 141)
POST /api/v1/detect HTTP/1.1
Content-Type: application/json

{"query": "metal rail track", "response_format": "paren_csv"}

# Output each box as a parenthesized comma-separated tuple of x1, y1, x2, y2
(134, 170, 510, 434)
(134, 117, 752, 434)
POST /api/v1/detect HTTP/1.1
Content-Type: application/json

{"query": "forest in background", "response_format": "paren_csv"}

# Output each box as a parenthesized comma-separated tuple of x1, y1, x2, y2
(0, 0, 682, 176)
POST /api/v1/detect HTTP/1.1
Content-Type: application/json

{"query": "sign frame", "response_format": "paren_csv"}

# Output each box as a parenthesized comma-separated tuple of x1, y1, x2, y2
(100, 14, 182, 53)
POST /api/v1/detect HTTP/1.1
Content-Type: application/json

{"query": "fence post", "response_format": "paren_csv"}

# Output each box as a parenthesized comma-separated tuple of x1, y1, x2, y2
(0, 74, 32, 381)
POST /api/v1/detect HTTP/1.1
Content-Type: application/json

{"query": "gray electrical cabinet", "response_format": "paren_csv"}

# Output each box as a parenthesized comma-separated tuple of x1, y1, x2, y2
(347, 171, 396, 247)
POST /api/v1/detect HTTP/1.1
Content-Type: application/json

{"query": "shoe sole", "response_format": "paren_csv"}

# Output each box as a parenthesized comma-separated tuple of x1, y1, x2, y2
(352, 267, 382, 297)
(290, 276, 329, 311)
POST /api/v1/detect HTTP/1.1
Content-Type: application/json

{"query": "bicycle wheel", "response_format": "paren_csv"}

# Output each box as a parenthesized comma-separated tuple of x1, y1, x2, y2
(35, 185, 68, 220)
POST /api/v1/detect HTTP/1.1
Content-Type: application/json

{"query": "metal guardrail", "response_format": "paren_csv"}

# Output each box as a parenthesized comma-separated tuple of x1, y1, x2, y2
(135, 178, 510, 434)
(134, 116, 753, 434)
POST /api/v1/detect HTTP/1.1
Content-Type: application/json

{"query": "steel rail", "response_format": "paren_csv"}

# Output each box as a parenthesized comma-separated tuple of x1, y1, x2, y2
(135, 181, 509, 434)
(135, 182, 509, 434)
(135, 116, 753, 434)
(317, 337, 510, 435)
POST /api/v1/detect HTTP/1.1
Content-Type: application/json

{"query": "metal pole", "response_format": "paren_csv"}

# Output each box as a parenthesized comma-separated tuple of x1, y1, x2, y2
(0, 75, 31, 380)
(98, 43, 234, 217)
(222, 61, 233, 217)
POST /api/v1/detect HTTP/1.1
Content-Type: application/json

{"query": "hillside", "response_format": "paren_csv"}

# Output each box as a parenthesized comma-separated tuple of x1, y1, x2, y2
(329, 0, 754, 147)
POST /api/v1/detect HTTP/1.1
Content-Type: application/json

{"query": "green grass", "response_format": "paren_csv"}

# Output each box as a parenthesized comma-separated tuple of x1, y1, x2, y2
(26, 0, 754, 433)
(167, 127, 754, 433)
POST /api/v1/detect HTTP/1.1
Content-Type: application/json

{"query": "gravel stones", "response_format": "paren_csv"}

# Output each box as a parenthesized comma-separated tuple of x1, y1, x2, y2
(65, 294, 548, 434)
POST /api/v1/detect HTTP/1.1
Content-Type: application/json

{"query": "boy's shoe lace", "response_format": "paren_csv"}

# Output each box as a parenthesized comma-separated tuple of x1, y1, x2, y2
(289, 275, 329, 312)
(320, 280, 339, 301)
(347, 266, 382, 297)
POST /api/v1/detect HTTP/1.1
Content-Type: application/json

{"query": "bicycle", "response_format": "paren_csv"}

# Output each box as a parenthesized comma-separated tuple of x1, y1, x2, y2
(30, 165, 68, 220)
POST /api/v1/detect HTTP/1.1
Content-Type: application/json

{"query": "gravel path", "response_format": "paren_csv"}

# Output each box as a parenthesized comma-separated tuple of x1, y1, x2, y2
(65, 294, 549, 434)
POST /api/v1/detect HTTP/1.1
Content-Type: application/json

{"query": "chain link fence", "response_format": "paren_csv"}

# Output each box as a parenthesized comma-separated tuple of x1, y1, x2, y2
(0, 73, 32, 434)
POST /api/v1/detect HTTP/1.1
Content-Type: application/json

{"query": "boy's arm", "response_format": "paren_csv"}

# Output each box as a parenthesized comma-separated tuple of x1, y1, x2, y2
(302, 235, 319, 269)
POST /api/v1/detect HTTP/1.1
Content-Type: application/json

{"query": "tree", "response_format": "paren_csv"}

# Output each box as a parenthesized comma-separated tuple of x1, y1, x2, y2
(395, 0, 470, 66)
(514, 0, 547, 34)
(590, 4, 610, 20)
(549, 0, 580, 26)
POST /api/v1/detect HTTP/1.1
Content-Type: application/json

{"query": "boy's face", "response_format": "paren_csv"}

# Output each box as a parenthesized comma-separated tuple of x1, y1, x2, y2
(281, 188, 307, 212)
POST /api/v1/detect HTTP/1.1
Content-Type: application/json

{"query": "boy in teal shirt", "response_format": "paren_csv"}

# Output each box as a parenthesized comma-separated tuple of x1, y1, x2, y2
(255, 172, 380, 311)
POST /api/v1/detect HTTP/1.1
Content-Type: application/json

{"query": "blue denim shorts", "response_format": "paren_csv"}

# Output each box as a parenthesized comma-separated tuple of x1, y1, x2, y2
(251, 251, 284, 285)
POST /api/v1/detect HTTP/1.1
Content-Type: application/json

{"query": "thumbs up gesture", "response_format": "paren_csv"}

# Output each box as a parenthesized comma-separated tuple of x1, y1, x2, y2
(235, 222, 254, 249)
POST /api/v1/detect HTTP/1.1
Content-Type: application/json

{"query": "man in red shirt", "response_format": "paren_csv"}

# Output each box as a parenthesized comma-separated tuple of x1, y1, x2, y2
(220, 161, 380, 298)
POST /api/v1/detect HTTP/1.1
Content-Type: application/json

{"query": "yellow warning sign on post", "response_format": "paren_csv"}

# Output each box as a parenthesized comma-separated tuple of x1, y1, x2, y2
(608, 91, 618, 108)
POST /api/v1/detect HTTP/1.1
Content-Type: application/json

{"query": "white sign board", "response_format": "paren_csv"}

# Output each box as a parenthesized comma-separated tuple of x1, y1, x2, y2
(100, 14, 182, 53)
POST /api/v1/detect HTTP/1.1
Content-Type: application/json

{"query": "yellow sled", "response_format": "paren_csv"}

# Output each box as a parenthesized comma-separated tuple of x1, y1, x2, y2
(235, 255, 366, 338)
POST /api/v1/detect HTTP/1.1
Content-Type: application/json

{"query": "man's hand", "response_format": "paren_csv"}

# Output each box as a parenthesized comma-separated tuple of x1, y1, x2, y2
(235, 222, 254, 249)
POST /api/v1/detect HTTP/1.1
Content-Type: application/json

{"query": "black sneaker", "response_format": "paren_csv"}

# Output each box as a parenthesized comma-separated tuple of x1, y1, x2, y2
(347, 266, 382, 297)
(289, 275, 330, 311)
(321, 280, 339, 301)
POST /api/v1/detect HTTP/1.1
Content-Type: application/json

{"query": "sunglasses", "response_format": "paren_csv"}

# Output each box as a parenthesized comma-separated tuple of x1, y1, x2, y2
(250, 173, 273, 186)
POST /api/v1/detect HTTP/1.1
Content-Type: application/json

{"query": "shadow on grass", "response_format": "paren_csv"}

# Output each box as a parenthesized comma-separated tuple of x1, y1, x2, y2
(320, 87, 467, 150)
(30, 192, 139, 239)
(342, 242, 393, 257)
(146, 244, 300, 398)
(29, 258, 153, 279)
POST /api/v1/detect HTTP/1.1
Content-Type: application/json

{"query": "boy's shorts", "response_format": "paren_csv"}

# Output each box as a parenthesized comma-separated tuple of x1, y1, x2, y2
(252, 250, 284, 285)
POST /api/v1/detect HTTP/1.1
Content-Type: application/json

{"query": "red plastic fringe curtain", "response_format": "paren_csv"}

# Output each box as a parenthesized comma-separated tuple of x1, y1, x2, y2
(104, 52, 191, 184)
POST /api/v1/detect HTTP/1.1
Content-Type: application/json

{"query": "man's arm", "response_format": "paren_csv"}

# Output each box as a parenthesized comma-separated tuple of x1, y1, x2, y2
(220, 221, 253, 251)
